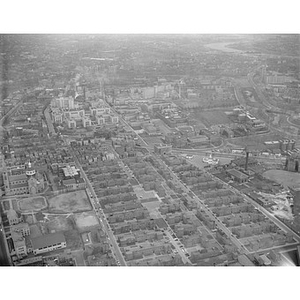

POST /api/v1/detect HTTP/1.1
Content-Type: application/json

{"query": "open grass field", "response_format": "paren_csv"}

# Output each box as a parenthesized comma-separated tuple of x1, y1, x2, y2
(48, 190, 92, 213)
(18, 196, 47, 212)
(191, 110, 232, 127)
(263, 170, 300, 189)
(74, 212, 99, 230)
(228, 132, 284, 149)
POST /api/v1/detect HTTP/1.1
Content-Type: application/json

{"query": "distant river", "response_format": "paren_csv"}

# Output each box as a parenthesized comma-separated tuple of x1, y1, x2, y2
(205, 42, 244, 53)
(82, 57, 114, 61)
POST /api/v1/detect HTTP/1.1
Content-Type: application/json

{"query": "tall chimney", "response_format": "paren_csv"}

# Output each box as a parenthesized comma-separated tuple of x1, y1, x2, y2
(245, 151, 249, 171)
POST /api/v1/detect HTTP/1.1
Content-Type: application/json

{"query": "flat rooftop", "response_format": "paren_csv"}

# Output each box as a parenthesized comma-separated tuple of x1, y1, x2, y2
(227, 169, 249, 180)
(31, 232, 66, 250)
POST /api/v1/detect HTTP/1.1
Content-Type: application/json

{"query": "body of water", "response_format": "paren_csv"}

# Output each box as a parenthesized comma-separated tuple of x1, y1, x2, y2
(205, 42, 244, 53)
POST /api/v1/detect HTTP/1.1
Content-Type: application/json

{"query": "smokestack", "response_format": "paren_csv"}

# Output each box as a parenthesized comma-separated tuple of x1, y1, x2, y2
(245, 151, 249, 171)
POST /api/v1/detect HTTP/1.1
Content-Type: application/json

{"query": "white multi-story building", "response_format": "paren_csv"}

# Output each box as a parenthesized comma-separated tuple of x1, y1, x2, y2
(51, 96, 75, 110)
(82, 117, 92, 128)
(64, 109, 85, 120)
(96, 116, 105, 125)
(90, 106, 111, 116)
(111, 115, 119, 124)
(67, 119, 76, 129)
(52, 111, 63, 123)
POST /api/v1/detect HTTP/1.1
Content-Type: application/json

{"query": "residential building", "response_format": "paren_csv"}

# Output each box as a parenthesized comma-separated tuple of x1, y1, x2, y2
(64, 109, 85, 120)
(67, 119, 77, 129)
(83, 117, 92, 128)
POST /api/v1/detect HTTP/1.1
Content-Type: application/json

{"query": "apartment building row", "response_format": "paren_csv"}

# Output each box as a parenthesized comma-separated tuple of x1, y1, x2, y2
(117, 230, 164, 247)
(180, 173, 211, 186)
(221, 212, 265, 227)
(107, 207, 149, 224)
(103, 200, 143, 214)
(201, 189, 234, 199)
(111, 218, 156, 235)
(159, 202, 181, 215)
(231, 221, 278, 239)
(210, 203, 254, 217)
(204, 195, 244, 207)
(173, 223, 197, 237)
(123, 240, 172, 261)
(100, 192, 137, 205)
(191, 181, 223, 192)
(96, 185, 133, 198)
(196, 210, 216, 230)
(243, 232, 294, 252)
(127, 253, 184, 266)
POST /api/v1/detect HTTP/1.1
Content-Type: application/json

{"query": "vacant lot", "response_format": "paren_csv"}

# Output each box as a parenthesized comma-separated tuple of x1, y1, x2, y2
(191, 110, 232, 127)
(142, 200, 161, 212)
(48, 190, 92, 213)
(45, 215, 75, 233)
(263, 170, 300, 189)
(133, 186, 157, 200)
(74, 212, 99, 231)
(18, 196, 48, 212)
(64, 230, 83, 251)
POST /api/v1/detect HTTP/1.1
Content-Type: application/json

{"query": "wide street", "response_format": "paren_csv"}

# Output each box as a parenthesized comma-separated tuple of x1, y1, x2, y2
(70, 150, 127, 266)
(0, 227, 10, 266)
(0, 96, 26, 127)
(171, 149, 286, 166)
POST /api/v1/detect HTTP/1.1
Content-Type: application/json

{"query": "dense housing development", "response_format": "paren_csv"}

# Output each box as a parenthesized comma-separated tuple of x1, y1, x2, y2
(1, 34, 300, 267)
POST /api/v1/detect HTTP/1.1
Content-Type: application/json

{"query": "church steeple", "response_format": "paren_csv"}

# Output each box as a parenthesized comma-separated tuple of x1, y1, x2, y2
(26, 161, 36, 177)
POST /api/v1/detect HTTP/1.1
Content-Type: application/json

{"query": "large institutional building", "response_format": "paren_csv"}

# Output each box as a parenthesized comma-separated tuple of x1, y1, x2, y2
(2, 162, 45, 196)
(31, 232, 67, 255)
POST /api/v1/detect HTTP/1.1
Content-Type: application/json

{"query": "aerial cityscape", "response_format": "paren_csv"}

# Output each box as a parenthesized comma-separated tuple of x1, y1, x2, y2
(1, 34, 300, 267)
